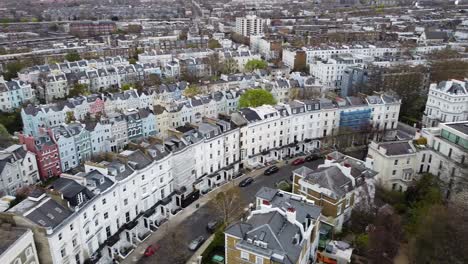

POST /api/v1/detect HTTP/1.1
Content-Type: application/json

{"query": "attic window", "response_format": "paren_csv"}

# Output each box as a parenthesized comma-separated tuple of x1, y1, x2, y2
(47, 213, 55, 219)
(54, 207, 63, 213)
(38, 220, 46, 226)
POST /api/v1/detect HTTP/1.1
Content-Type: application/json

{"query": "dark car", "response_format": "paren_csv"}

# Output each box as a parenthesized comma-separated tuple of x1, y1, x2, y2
(264, 166, 279, 175)
(238, 177, 254, 187)
(207, 219, 219, 233)
(292, 158, 305, 165)
(188, 236, 205, 251)
(305, 154, 321, 162)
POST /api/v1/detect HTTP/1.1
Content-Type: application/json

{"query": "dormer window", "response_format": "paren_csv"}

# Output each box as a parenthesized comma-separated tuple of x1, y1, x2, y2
(77, 192, 84, 205)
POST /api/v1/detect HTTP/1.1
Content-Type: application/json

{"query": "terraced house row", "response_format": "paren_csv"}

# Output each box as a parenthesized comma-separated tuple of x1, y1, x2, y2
(20, 86, 238, 137)
(0, 117, 242, 264)
(17, 56, 161, 103)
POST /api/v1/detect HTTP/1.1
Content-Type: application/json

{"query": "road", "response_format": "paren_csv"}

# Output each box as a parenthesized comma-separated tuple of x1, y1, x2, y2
(137, 158, 324, 264)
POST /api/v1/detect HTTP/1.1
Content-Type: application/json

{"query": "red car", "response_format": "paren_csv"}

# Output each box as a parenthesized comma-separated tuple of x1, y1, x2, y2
(292, 158, 305, 165)
(144, 244, 161, 257)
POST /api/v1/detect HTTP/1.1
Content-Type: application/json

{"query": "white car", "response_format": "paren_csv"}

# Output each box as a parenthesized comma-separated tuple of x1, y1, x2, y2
(188, 236, 205, 251)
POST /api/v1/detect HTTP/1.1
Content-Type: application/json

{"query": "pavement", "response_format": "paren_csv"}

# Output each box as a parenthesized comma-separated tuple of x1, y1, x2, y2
(121, 157, 325, 264)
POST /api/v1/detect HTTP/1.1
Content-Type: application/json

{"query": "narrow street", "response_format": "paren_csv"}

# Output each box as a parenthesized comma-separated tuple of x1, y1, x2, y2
(122, 158, 325, 264)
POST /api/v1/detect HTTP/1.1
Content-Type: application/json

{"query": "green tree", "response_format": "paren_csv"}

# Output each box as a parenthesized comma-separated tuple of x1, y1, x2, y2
(0, 123, 10, 138)
(65, 112, 75, 123)
(183, 85, 201, 98)
(245, 59, 268, 72)
(3, 61, 25, 81)
(0, 123, 16, 148)
(128, 58, 137, 65)
(68, 83, 89, 97)
(0, 110, 22, 134)
(208, 38, 221, 49)
(239, 89, 276, 108)
(409, 204, 468, 264)
(65, 51, 81, 62)
(121, 83, 132, 91)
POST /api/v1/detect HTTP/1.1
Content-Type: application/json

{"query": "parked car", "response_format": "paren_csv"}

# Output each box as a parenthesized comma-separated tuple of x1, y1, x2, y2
(305, 154, 321, 162)
(188, 236, 205, 251)
(264, 165, 279, 175)
(238, 177, 254, 187)
(207, 219, 219, 233)
(292, 158, 305, 165)
(144, 244, 161, 257)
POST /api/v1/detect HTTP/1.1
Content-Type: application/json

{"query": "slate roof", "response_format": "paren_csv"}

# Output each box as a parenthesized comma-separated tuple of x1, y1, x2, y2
(24, 198, 73, 229)
(239, 108, 261, 122)
(0, 227, 30, 256)
(424, 31, 448, 40)
(377, 141, 415, 156)
(295, 166, 354, 200)
(50, 178, 94, 207)
(225, 212, 303, 264)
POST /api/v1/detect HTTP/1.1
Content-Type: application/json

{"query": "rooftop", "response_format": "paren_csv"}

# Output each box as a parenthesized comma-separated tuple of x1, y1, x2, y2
(0, 227, 30, 256)
(446, 122, 468, 135)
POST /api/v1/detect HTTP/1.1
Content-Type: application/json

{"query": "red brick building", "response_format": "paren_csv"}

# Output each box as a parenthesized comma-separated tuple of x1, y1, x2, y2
(69, 21, 117, 37)
(19, 131, 61, 180)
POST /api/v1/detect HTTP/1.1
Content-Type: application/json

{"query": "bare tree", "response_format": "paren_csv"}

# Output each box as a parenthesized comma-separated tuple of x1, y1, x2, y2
(367, 210, 402, 264)
(210, 186, 245, 225)
(221, 58, 238, 75)
(207, 53, 222, 77)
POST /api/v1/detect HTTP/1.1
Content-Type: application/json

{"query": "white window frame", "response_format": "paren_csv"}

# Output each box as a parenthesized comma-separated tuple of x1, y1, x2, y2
(241, 251, 249, 260)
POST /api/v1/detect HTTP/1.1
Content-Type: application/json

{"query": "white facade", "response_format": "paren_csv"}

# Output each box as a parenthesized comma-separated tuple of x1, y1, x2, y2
(309, 54, 367, 88)
(367, 141, 419, 191)
(0, 228, 40, 264)
(235, 15, 270, 37)
(423, 79, 468, 128)
(305, 44, 399, 64)
(0, 145, 40, 196)
(0, 80, 35, 112)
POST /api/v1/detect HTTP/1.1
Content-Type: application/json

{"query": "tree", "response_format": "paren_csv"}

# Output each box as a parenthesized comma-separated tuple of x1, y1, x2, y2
(145, 74, 162, 86)
(68, 83, 89, 97)
(183, 85, 201, 98)
(408, 204, 468, 264)
(245, 59, 268, 72)
(65, 112, 75, 123)
(127, 24, 142, 34)
(430, 60, 468, 83)
(179, 30, 188, 40)
(0, 123, 15, 148)
(128, 58, 137, 65)
(367, 210, 402, 264)
(221, 58, 238, 74)
(0, 110, 22, 134)
(208, 38, 221, 49)
(366, 65, 427, 121)
(239, 89, 277, 108)
(207, 53, 222, 77)
(0, 123, 10, 138)
(3, 61, 25, 81)
(210, 187, 245, 224)
(65, 51, 81, 62)
(121, 84, 132, 91)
